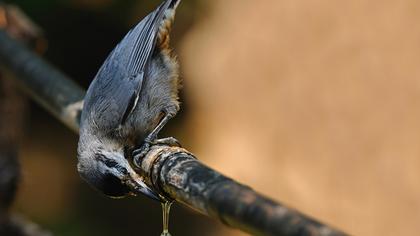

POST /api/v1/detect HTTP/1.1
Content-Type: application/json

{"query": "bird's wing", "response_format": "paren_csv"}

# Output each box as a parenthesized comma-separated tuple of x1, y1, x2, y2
(82, 0, 181, 129)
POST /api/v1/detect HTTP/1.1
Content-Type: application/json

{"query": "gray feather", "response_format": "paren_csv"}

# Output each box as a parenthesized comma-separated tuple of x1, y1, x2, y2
(81, 0, 180, 131)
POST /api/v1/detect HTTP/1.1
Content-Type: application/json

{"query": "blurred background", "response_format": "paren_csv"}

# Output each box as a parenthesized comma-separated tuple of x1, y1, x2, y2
(0, 0, 420, 235)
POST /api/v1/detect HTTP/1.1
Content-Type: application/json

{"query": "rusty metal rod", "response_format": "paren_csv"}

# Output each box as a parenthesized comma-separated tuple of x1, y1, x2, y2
(0, 29, 347, 236)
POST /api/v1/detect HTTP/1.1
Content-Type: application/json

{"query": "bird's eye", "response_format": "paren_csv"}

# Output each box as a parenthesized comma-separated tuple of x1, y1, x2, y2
(95, 153, 128, 175)
(104, 159, 118, 168)
(104, 158, 129, 175)
(95, 154, 119, 168)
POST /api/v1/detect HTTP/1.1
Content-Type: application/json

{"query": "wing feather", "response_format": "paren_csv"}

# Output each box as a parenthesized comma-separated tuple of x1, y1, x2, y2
(82, 0, 181, 129)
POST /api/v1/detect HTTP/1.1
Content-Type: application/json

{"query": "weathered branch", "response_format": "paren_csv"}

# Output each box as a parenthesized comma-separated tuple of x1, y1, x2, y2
(139, 145, 345, 236)
(0, 29, 347, 236)
(0, 30, 84, 132)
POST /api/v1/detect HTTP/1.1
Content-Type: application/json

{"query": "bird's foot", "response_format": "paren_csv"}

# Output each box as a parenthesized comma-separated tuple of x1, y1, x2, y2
(133, 142, 151, 167)
(133, 137, 181, 167)
(152, 137, 181, 147)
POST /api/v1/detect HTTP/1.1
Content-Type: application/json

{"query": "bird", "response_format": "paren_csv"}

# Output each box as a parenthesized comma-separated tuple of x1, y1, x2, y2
(77, 0, 182, 200)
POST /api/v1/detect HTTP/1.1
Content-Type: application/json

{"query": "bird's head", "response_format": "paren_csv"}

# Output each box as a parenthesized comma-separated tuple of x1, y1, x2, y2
(77, 146, 159, 200)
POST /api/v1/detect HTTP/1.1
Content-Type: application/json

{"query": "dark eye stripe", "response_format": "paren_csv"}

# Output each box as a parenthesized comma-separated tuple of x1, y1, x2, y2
(104, 159, 118, 168)
(95, 153, 107, 162)
(95, 154, 118, 167)
(95, 153, 129, 175)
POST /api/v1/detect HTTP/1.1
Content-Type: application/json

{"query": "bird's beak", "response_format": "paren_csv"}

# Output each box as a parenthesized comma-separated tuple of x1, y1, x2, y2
(125, 176, 160, 201)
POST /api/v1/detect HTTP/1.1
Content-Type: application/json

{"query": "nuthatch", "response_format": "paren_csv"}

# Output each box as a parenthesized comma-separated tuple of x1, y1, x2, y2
(77, 0, 181, 200)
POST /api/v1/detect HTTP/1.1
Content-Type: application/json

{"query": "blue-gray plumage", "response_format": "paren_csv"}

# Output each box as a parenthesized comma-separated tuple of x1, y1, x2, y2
(77, 0, 181, 200)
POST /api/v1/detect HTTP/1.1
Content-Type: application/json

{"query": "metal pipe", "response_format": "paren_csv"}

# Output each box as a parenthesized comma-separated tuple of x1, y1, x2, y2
(0, 29, 347, 236)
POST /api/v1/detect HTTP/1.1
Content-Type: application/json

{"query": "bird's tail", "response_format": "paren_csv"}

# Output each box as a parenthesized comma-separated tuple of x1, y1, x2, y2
(101, 0, 181, 77)
(167, 0, 181, 9)
(156, 0, 181, 50)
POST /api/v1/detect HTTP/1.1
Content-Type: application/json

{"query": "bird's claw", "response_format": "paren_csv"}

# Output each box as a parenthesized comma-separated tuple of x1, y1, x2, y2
(133, 137, 181, 167)
(152, 137, 181, 147)
(133, 142, 151, 167)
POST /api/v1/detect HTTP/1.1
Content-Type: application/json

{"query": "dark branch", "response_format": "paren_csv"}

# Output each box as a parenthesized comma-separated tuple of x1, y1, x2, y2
(139, 145, 345, 236)
(0, 30, 84, 132)
(0, 29, 348, 236)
